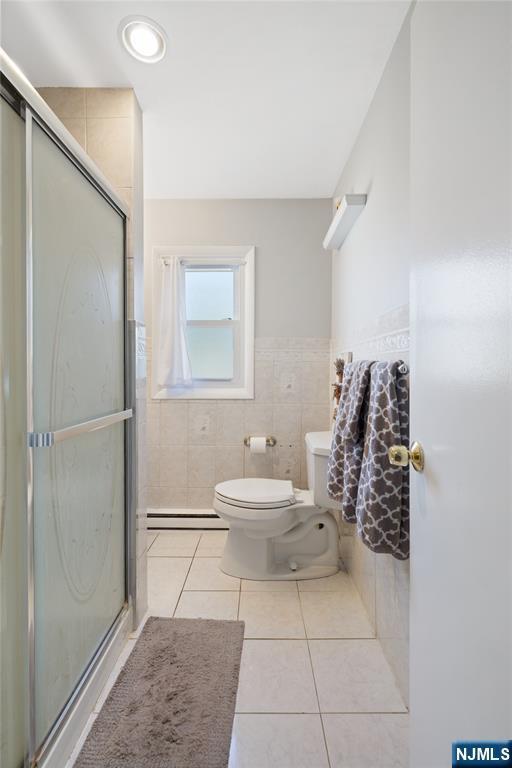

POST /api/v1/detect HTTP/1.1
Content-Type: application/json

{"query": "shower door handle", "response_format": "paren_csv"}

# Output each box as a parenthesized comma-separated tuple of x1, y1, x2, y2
(28, 408, 133, 448)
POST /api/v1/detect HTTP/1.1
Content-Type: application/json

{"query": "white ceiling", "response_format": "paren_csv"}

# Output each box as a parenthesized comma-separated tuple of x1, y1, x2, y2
(1, 1, 409, 198)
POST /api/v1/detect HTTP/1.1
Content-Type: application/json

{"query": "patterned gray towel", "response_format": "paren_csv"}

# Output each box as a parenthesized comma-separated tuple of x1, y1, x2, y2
(356, 361, 410, 560)
(327, 361, 373, 523)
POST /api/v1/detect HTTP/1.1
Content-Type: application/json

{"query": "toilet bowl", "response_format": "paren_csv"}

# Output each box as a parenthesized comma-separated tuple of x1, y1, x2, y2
(214, 431, 342, 580)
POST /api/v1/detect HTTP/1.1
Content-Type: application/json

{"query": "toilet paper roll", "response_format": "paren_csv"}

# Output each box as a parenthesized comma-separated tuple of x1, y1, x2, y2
(249, 436, 267, 454)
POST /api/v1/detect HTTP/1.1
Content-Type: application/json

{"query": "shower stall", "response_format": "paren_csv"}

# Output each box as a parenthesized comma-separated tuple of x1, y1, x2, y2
(0, 52, 136, 768)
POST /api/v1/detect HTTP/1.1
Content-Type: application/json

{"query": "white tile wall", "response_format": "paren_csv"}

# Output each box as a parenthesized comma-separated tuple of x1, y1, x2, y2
(331, 310, 410, 705)
(146, 337, 332, 508)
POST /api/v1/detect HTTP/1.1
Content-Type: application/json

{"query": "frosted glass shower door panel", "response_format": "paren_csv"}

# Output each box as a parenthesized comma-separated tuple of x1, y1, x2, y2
(33, 424, 125, 744)
(0, 97, 27, 768)
(32, 122, 125, 433)
(31, 121, 126, 747)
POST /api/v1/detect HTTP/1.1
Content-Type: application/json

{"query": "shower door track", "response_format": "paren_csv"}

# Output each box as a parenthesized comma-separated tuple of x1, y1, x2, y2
(0, 48, 136, 768)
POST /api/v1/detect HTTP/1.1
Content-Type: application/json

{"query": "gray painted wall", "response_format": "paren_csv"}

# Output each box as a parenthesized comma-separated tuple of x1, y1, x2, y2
(332, 18, 409, 351)
(144, 198, 332, 339)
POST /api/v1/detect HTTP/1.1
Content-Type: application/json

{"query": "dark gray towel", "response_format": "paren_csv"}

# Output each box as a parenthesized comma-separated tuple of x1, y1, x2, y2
(356, 361, 410, 560)
(327, 361, 373, 523)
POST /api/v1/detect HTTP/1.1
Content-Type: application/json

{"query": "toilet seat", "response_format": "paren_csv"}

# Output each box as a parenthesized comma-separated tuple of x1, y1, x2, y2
(215, 478, 296, 510)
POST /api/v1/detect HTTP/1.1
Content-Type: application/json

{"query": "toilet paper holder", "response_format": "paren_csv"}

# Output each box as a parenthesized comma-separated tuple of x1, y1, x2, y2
(243, 436, 277, 447)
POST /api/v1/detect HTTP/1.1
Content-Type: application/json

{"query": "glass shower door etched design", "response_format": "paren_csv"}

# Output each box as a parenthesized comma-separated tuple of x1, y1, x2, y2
(30, 118, 128, 750)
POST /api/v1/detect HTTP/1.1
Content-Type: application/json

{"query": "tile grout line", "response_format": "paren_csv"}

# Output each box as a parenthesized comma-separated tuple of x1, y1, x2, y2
(171, 542, 199, 617)
(236, 709, 410, 715)
(297, 589, 332, 768)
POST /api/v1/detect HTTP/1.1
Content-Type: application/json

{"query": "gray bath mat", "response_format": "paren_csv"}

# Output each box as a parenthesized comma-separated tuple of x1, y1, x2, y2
(75, 616, 245, 768)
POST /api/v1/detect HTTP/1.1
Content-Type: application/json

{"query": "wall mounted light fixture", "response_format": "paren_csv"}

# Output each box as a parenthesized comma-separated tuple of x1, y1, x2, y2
(323, 194, 367, 250)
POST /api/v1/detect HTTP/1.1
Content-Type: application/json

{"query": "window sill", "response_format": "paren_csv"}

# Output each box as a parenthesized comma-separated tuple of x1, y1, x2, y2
(152, 385, 254, 400)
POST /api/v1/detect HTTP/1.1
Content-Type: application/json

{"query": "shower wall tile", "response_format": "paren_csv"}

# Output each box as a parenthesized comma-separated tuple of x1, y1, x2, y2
(254, 359, 275, 402)
(147, 486, 187, 508)
(188, 446, 216, 487)
(301, 349, 331, 363)
(301, 405, 332, 441)
(216, 402, 246, 445)
(376, 556, 410, 702)
(274, 405, 301, 443)
(273, 362, 303, 403)
(38, 87, 86, 118)
(244, 403, 274, 435)
(188, 403, 217, 445)
(61, 118, 86, 149)
(115, 186, 133, 211)
(273, 445, 301, 486)
(215, 446, 244, 484)
(188, 487, 215, 509)
(302, 361, 330, 403)
(160, 447, 188, 487)
(244, 448, 273, 479)
(147, 402, 161, 447)
(85, 88, 134, 118)
(86, 117, 133, 188)
(275, 350, 303, 363)
(160, 401, 188, 446)
(147, 447, 160, 486)
(351, 537, 377, 629)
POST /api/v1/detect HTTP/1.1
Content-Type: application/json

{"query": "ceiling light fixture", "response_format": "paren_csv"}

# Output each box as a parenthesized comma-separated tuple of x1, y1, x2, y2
(119, 16, 167, 63)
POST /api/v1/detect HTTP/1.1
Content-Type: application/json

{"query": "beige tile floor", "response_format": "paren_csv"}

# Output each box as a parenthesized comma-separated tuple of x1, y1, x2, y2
(68, 530, 409, 768)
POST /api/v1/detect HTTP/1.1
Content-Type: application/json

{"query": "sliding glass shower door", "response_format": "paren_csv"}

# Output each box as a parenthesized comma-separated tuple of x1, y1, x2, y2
(0, 90, 27, 768)
(28, 114, 129, 754)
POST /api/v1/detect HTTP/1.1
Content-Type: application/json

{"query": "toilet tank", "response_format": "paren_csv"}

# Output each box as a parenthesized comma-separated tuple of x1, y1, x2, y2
(305, 431, 342, 510)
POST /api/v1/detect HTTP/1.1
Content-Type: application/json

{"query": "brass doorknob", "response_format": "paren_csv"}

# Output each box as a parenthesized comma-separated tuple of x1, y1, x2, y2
(388, 445, 409, 467)
(388, 441, 425, 472)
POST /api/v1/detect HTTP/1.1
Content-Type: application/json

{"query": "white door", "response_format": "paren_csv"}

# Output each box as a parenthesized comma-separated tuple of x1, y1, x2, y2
(409, 3, 512, 766)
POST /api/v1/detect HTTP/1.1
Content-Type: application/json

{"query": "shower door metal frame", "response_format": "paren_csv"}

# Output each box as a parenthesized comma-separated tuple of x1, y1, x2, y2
(0, 49, 136, 768)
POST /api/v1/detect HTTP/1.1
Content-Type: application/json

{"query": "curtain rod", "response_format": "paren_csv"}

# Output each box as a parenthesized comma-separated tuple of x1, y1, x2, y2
(159, 257, 246, 267)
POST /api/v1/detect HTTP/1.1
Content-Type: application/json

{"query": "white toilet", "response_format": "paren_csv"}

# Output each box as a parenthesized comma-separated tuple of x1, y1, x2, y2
(214, 431, 341, 580)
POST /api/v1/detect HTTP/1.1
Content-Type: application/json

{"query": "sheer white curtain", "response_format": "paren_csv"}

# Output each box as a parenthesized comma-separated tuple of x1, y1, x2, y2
(157, 256, 193, 389)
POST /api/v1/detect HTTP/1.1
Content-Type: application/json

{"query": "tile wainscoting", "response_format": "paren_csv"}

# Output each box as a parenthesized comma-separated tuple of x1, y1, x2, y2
(331, 308, 410, 706)
(145, 336, 332, 509)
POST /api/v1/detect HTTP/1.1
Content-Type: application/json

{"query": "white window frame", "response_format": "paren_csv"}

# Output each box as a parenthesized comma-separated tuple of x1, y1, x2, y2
(152, 245, 255, 400)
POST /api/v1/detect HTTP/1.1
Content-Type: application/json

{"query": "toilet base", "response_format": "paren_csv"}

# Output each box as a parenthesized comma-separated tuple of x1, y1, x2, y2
(219, 515, 340, 581)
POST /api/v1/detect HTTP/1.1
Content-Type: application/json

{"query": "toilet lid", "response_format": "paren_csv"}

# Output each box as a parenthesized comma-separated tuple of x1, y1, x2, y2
(215, 478, 296, 509)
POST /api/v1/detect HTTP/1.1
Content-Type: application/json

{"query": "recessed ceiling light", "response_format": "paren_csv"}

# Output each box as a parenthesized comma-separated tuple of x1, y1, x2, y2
(119, 16, 167, 63)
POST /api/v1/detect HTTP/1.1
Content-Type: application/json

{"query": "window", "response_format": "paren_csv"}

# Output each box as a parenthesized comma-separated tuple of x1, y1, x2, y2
(185, 267, 236, 380)
(153, 246, 255, 399)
